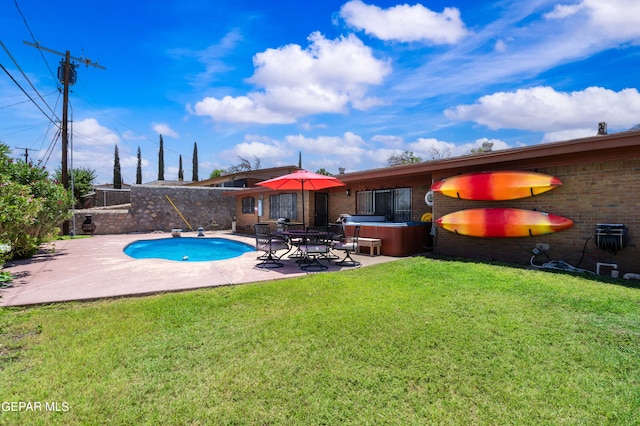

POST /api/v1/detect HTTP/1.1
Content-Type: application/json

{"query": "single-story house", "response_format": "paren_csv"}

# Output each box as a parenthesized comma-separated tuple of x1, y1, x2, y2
(233, 128, 640, 275)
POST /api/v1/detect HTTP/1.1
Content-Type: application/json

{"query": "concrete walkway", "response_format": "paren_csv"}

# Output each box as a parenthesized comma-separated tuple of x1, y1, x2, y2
(1, 232, 400, 306)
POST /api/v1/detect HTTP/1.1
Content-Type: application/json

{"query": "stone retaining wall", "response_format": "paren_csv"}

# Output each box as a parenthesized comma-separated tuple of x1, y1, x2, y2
(73, 184, 240, 234)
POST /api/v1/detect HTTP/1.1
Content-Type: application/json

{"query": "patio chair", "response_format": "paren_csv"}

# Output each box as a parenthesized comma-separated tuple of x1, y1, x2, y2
(325, 223, 344, 259)
(254, 223, 289, 268)
(299, 226, 330, 271)
(284, 222, 305, 258)
(334, 225, 361, 267)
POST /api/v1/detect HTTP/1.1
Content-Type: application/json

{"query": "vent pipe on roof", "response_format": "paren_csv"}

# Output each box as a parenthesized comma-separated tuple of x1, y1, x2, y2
(339, 167, 345, 174)
(598, 122, 607, 135)
(481, 142, 493, 152)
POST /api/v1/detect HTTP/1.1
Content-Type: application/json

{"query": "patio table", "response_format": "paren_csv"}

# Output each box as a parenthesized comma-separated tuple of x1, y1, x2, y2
(277, 229, 334, 269)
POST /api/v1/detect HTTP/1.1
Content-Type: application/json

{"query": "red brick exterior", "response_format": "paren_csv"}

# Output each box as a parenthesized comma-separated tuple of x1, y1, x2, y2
(433, 159, 640, 274)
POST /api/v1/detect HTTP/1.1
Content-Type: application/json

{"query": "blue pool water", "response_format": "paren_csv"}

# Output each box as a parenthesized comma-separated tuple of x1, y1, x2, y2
(124, 237, 254, 262)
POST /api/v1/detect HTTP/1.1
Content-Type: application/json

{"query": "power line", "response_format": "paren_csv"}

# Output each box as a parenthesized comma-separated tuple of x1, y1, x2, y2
(0, 63, 59, 127)
(1, 40, 60, 122)
(0, 89, 57, 109)
(13, 0, 58, 84)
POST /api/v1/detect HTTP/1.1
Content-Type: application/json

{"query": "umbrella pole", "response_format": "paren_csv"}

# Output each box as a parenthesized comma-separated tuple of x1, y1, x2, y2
(301, 180, 305, 228)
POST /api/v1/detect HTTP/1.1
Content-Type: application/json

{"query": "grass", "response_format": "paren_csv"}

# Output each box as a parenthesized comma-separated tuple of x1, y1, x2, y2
(1, 257, 639, 425)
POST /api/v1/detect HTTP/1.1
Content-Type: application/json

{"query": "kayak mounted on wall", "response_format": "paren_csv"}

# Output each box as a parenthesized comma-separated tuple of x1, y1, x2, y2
(435, 208, 574, 238)
(430, 170, 562, 201)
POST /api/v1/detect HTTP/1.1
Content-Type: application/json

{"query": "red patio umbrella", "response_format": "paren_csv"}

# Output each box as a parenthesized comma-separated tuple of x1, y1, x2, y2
(256, 170, 346, 225)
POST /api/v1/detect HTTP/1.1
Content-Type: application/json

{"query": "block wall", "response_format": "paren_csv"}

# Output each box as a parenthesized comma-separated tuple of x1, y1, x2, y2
(89, 188, 131, 207)
(432, 159, 640, 274)
(73, 185, 238, 234)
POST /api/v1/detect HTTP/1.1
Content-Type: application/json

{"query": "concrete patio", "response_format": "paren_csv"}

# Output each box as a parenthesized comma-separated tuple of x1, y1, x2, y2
(1, 231, 401, 307)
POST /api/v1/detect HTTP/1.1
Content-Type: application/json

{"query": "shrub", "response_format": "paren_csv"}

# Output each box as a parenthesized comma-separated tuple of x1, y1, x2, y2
(0, 144, 74, 260)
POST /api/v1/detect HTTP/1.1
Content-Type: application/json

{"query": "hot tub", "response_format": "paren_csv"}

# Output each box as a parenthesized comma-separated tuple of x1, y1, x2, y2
(344, 221, 433, 257)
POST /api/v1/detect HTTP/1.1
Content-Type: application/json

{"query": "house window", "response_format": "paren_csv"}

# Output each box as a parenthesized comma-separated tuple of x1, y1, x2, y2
(269, 193, 297, 219)
(356, 188, 412, 222)
(242, 197, 255, 214)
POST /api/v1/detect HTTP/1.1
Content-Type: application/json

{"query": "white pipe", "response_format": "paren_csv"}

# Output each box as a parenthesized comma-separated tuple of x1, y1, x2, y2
(623, 273, 640, 280)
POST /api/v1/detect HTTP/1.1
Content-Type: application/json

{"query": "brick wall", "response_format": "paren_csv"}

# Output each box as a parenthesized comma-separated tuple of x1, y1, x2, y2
(73, 184, 238, 234)
(432, 159, 640, 274)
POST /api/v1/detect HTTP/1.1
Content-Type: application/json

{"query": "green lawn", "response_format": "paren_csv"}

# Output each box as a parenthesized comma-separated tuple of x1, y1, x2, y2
(1, 257, 639, 425)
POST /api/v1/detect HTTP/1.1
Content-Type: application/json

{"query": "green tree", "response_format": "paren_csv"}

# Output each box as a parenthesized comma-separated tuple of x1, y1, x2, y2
(0, 144, 74, 260)
(209, 169, 225, 179)
(178, 155, 184, 181)
(316, 168, 332, 176)
(386, 150, 422, 167)
(136, 146, 142, 184)
(192, 142, 199, 182)
(54, 167, 97, 205)
(158, 134, 165, 181)
(113, 145, 122, 189)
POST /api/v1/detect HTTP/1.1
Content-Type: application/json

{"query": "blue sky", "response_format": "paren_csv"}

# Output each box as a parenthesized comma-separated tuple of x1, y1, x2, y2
(1, 0, 639, 184)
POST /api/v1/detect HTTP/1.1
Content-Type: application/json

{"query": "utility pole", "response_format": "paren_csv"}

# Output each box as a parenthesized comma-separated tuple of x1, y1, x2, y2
(24, 41, 105, 234)
(14, 146, 34, 163)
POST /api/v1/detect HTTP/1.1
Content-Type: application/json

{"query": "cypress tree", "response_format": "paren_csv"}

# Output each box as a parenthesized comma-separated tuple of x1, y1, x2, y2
(178, 155, 184, 181)
(158, 134, 164, 181)
(192, 142, 199, 182)
(113, 144, 122, 189)
(136, 146, 142, 184)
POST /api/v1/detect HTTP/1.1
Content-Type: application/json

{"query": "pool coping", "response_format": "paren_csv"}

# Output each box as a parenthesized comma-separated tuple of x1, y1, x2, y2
(1, 231, 401, 307)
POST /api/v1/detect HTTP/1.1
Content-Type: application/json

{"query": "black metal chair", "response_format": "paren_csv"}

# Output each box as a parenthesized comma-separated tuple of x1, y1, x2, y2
(334, 225, 361, 267)
(254, 223, 289, 268)
(325, 223, 344, 260)
(299, 226, 330, 271)
(284, 222, 305, 259)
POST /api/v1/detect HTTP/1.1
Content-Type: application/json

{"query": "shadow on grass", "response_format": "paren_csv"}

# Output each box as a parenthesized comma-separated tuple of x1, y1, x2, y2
(420, 252, 640, 290)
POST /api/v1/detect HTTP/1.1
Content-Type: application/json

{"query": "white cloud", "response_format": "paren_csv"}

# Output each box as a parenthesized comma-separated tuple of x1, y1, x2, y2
(494, 39, 508, 53)
(191, 32, 391, 124)
(393, 0, 640, 103)
(408, 137, 512, 158)
(152, 122, 179, 138)
(285, 132, 366, 157)
(51, 118, 148, 184)
(299, 122, 328, 131)
(372, 135, 403, 147)
(340, 0, 468, 44)
(546, 0, 640, 42)
(445, 86, 640, 131)
(73, 118, 120, 146)
(121, 130, 147, 141)
(233, 140, 285, 161)
(193, 95, 296, 124)
(544, 4, 583, 20)
(408, 137, 456, 159)
(168, 29, 243, 88)
(542, 128, 596, 142)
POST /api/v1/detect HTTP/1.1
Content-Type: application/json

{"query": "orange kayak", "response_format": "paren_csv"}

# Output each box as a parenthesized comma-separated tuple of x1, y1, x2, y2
(430, 170, 562, 200)
(435, 208, 573, 237)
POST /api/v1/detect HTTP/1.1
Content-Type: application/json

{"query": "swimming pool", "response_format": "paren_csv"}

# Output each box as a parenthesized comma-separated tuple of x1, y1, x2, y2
(123, 237, 255, 262)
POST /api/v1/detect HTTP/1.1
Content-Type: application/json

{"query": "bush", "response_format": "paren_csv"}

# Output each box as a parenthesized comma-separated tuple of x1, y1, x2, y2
(0, 144, 74, 261)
